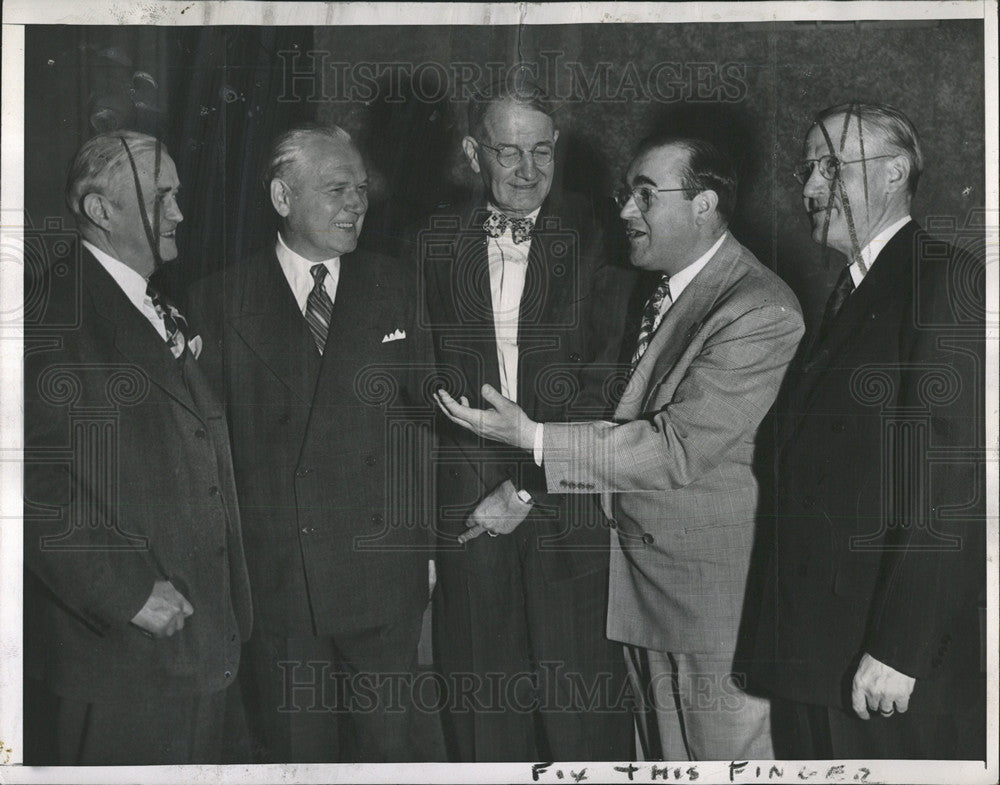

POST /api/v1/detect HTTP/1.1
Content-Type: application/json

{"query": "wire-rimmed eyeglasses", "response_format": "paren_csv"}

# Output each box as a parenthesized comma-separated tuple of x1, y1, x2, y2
(793, 154, 896, 185)
(476, 141, 555, 168)
(612, 184, 694, 212)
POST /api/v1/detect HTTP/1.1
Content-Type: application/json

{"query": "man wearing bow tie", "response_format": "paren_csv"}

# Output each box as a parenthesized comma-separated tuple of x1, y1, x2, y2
(436, 134, 805, 760)
(186, 124, 434, 762)
(24, 131, 253, 764)
(754, 103, 986, 759)
(418, 78, 636, 761)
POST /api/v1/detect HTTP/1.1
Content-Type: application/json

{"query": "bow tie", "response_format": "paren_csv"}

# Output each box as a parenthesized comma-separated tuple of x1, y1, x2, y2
(483, 211, 534, 244)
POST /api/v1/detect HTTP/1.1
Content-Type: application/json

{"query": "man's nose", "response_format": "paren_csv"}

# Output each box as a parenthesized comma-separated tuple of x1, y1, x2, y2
(165, 198, 183, 223)
(619, 195, 640, 221)
(801, 166, 828, 200)
(345, 186, 368, 213)
(515, 151, 538, 179)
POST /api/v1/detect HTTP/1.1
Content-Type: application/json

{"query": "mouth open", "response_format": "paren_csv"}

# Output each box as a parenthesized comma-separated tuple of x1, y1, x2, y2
(160, 229, 176, 239)
(625, 227, 647, 240)
(332, 222, 356, 231)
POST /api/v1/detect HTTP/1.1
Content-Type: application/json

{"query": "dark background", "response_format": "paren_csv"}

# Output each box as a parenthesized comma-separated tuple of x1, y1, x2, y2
(24, 19, 985, 326)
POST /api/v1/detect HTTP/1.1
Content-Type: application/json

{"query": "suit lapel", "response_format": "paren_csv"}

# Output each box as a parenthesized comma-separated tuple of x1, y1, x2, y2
(779, 221, 917, 444)
(450, 205, 502, 399)
(614, 234, 740, 420)
(518, 200, 576, 411)
(229, 248, 320, 404)
(82, 252, 204, 423)
(313, 249, 385, 393)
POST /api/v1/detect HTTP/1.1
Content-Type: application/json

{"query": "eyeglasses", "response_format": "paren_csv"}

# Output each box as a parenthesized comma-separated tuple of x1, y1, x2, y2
(793, 154, 896, 185)
(612, 184, 693, 212)
(476, 141, 554, 168)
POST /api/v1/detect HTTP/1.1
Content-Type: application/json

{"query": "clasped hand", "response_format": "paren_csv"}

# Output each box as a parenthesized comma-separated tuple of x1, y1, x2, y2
(130, 579, 194, 638)
(851, 653, 916, 719)
(459, 480, 533, 544)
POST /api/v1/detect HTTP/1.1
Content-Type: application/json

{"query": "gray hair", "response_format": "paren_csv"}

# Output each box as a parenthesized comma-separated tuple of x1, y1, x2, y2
(467, 74, 553, 141)
(263, 123, 354, 187)
(814, 102, 924, 194)
(65, 130, 163, 220)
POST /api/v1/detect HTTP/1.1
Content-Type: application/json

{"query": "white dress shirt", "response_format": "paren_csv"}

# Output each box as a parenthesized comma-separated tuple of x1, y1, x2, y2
(650, 231, 728, 332)
(487, 205, 542, 404)
(531, 231, 729, 465)
(849, 215, 911, 287)
(83, 240, 167, 341)
(275, 232, 341, 314)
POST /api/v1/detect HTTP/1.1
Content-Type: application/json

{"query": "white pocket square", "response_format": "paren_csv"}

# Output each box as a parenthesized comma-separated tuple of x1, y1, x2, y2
(382, 329, 406, 343)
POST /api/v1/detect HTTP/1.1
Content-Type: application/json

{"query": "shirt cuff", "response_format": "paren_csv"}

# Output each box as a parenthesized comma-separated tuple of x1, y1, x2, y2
(533, 423, 544, 466)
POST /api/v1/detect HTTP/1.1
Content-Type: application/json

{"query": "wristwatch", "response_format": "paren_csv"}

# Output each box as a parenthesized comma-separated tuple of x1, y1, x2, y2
(516, 488, 534, 506)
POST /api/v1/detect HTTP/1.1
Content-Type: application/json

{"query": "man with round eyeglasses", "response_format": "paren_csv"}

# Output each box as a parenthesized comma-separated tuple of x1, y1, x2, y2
(418, 75, 635, 761)
(754, 102, 986, 759)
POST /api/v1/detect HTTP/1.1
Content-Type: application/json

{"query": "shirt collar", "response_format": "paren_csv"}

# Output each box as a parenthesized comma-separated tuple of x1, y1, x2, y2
(82, 239, 150, 312)
(668, 231, 728, 302)
(851, 215, 911, 287)
(276, 232, 340, 272)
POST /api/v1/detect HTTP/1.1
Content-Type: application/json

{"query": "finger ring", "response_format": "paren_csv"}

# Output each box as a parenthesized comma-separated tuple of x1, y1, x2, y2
(879, 708, 894, 717)
(487, 531, 498, 537)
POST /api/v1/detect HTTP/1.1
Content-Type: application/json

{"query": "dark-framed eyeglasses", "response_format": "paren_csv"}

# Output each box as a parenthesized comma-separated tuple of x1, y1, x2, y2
(476, 141, 554, 168)
(612, 184, 694, 212)
(793, 154, 896, 185)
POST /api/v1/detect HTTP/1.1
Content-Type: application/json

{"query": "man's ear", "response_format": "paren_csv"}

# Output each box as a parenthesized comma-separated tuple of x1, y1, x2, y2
(692, 189, 719, 226)
(80, 192, 113, 230)
(270, 178, 292, 217)
(461, 136, 481, 174)
(884, 154, 910, 195)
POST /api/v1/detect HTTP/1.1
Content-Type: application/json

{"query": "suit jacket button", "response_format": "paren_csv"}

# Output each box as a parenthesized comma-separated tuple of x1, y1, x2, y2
(449, 468, 460, 479)
(642, 533, 655, 545)
(371, 514, 384, 525)
(365, 455, 377, 466)
(569, 352, 581, 362)
(295, 468, 311, 478)
(831, 421, 846, 433)
(195, 427, 207, 438)
(278, 413, 290, 425)
(224, 670, 232, 679)
(300, 526, 314, 535)
(208, 485, 219, 496)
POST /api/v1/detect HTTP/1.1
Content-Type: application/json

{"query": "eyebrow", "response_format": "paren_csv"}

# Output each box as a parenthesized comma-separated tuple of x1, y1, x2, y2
(630, 174, 658, 187)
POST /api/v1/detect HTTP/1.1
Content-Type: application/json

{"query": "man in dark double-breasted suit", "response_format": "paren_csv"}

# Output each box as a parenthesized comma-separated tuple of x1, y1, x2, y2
(24, 131, 253, 765)
(754, 103, 986, 760)
(418, 80, 635, 761)
(187, 124, 435, 763)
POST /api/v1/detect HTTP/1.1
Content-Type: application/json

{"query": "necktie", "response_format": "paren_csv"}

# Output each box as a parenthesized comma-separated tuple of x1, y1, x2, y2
(304, 263, 334, 354)
(812, 264, 856, 351)
(629, 274, 672, 374)
(483, 211, 533, 244)
(146, 284, 188, 360)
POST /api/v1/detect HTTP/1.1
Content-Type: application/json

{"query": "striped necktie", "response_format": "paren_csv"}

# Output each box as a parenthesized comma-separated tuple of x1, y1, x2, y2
(629, 274, 672, 375)
(146, 284, 187, 360)
(304, 263, 334, 354)
(809, 264, 856, 356)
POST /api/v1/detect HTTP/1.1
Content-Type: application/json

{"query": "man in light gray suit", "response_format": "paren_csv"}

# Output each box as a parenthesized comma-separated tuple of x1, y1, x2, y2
(437, 134, 804, 760)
